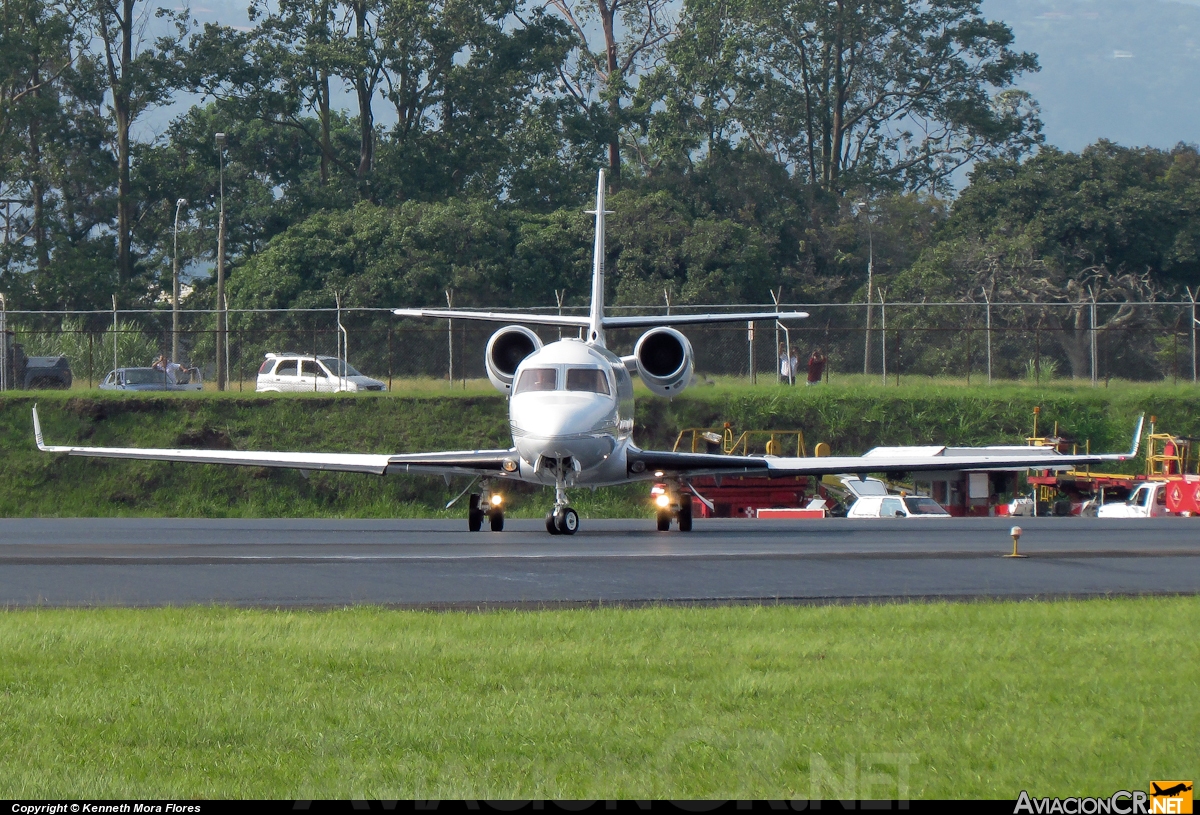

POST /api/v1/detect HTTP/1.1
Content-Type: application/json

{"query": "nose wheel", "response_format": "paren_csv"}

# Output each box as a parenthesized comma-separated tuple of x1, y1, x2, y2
(545, 506, 579, 535)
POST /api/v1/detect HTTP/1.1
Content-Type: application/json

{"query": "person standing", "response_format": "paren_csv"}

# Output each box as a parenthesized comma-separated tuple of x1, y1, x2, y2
(779, 343, 795, 385)
(806, 348, 827, 386)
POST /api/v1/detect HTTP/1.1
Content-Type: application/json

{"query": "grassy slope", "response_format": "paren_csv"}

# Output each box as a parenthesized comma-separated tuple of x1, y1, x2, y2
(2, 381, 1198, 518)
(0, 598, 1196, 798)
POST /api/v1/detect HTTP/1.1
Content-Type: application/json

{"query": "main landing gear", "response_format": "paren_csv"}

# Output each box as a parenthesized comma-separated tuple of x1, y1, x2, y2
(653, 481, 694, 532)
(467, 488, 504, 532)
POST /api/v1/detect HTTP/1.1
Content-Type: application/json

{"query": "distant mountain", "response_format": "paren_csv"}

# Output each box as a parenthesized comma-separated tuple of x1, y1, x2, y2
(983, 0, 1200, 150)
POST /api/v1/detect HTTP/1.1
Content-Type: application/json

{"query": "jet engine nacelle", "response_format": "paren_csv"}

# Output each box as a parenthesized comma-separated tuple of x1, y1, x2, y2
(485, 325, 543, 394)
(632, 327, 694, 397)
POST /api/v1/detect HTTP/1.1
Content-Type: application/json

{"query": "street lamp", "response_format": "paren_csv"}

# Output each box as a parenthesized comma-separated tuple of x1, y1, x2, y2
(852, 200, 876, 376)
(215, 132, 227, 391)
(172, 198, 187, 363)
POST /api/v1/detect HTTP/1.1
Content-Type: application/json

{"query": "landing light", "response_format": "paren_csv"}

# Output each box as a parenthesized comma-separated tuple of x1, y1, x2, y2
(655, 494, 671, 508)
(490, 494, 503, 506)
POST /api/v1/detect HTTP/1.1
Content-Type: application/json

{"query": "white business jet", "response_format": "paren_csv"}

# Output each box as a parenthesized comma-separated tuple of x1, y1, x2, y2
(32, 170, 1143, 535)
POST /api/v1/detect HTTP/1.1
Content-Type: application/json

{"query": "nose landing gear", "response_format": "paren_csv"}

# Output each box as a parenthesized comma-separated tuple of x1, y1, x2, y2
(545, 506, 579, 535)
(544, 474, 579, 535)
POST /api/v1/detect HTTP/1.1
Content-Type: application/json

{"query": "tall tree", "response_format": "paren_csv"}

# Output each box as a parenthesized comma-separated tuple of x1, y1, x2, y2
(649, 0, 1042, 194)
(79, 0, 185, 284)
(546, 0, 674, 183)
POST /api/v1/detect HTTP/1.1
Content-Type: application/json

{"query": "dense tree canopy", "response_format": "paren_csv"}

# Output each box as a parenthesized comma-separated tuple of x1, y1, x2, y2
(2, 0, 1194, 331)
(885, 141, 1200, 377)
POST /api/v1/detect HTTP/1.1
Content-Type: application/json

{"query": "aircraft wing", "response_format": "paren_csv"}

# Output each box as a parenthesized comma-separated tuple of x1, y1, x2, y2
(630, 415, 1144, 479)
(33, 406, 516, 478)
(603, 311, 808, 329)
(384, 450, 519, 477)
(393, 308, 589, 328)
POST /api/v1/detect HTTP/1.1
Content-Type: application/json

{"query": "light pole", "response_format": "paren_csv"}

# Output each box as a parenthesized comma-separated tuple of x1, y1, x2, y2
(215, 132, 227, 391)
(852, 201, 876, 376)
(172, 198, 187, 363)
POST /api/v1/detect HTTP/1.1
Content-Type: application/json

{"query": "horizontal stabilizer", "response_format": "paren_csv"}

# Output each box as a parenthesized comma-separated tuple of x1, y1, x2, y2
(394, 308, 808, 330)
(603, 311, 809, 329)
(393, 308, 589, 328)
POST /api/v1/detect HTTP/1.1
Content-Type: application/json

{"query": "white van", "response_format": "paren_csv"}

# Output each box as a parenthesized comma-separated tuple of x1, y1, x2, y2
(847, 494, 951, 519)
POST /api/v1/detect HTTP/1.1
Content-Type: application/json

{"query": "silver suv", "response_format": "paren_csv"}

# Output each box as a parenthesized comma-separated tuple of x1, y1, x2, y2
(255, 354, 387, 393)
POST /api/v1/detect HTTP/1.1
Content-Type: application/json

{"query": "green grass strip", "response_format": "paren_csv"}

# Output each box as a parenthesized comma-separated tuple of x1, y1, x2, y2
(0, 597, 1196, 798)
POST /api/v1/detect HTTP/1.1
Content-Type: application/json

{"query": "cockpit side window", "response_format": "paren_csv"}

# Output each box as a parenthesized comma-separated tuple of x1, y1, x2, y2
(514, 367, 558, 394)
(565, 367, 610, 394)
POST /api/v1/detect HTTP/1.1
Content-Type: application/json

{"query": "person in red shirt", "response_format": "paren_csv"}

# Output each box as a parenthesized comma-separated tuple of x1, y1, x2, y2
(806, 348, 827, 385)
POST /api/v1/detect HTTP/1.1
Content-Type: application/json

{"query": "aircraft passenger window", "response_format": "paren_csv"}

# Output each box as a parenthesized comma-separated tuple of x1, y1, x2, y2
(301, 360, 325, 377)
(515, 368, 558, 393)
(275, 360, 298, 376)
(565, 368, 610, 394)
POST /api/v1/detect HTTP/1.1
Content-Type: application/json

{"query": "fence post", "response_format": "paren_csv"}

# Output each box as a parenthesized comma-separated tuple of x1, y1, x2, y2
(748, 321, 755, 384)
(879, 289, 887, 385)
(1189, 287, 1198, 383)
(223, 294, 231, 390)
(0, 293, 6, 391)
(445, 289, 454, 388)
(966, 316, 971, 386)
(982, 288, 992, 384)
(1035, 325, 1041, 384)
(1089, 289, 1098, 387)
(387, 325, 393, 391)
(112, 294, 118, 374)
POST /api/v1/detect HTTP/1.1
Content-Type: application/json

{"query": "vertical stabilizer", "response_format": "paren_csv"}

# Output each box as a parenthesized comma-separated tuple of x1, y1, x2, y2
(585, 169, 612, 347)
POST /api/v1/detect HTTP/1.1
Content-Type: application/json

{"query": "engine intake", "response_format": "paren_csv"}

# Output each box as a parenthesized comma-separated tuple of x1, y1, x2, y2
(485, 325, 542, 393)
(632, 327, 694, 397)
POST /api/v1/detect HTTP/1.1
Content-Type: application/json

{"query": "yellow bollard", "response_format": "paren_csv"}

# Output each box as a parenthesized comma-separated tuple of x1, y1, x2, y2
(1004, 525, 1027, 558)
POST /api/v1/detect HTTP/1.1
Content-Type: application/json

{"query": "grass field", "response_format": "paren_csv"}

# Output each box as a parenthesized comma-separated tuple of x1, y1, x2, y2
(2, 381, 1198, 519)
(0, 597, 1195, 798)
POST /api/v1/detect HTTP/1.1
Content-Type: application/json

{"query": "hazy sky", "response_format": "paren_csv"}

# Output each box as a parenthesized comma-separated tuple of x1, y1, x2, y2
(141, 0, 1200, 154)
(982, 0, 1200, 150)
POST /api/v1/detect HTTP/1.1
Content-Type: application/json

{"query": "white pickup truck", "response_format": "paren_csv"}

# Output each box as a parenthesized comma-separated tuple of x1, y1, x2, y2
(1096, 481, 1171, 518)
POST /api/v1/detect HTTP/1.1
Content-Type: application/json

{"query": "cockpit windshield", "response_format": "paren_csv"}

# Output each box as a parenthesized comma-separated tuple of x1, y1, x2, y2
(514, 368, 558, 394)
(565, 367, 610, 394)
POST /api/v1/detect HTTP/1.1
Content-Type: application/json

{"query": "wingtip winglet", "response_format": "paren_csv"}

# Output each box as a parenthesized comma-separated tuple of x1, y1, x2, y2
(1129, 413, 1145, 458)
(32, 404, 45, 451)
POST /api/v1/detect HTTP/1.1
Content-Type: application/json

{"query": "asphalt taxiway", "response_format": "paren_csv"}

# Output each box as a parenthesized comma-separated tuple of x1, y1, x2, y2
(0, 517, 1196, 607)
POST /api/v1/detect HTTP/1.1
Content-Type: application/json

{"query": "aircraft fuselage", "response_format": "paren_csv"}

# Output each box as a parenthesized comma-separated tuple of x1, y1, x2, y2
(508, 338, 636, 487)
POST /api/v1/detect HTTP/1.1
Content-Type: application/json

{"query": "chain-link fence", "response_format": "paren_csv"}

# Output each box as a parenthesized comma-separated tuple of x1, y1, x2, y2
(1, 299, 1198, 389)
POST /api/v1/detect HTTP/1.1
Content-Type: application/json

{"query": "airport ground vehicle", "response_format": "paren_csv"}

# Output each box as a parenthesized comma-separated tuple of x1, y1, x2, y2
(658, 426, 830, 518)
(1028, 418, 1199, 516)
(20, 355, 72, 389)
(256, 354, 386, 393)
(100, 367, 203, 391)
(1096, 481, 1176, 518)
(847, 494, 951, 519)
(2, 333, 72, 389)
